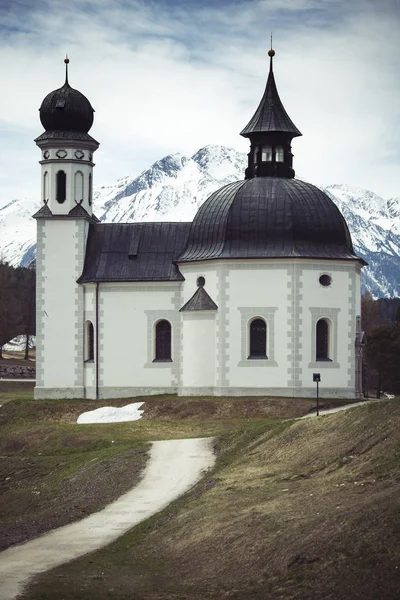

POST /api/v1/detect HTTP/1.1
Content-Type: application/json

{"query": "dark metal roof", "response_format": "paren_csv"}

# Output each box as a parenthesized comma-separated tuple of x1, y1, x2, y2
(240, 56, 301, 138)
(180, 287, 218, 311)
(32, 204, 53, 219)
(178, 178, 364, 263)
(39, 82, 94, 133)
(78, 222, 191, 283)
(35, 130, 99, 144)
(32, 203, 99, 221)
(68, 203, 91, 218)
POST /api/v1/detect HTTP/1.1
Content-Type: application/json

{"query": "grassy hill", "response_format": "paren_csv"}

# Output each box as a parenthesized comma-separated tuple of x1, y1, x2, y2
(12, 396, 400, 600)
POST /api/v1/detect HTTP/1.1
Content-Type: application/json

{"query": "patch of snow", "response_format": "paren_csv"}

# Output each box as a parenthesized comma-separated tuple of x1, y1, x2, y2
(3, 335, 36, 351)
(77, 402, 145, 424)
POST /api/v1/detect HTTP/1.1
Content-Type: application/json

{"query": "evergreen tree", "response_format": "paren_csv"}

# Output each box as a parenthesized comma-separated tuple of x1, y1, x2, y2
(0, 261, 36, 359)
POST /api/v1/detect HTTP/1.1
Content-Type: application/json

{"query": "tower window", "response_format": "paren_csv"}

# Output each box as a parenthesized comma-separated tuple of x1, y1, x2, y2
(249, 318, 267, 358)
(275, 146, 284, 162)
(88, 173, 93, 206)
(74, 171, 84, 203)
(154, 320, 172, 361)
(316, 319, 330, 360)
(56, 170, 66, 203)
(85, 320, 94, 362)
(261, 146, 272, 162)
(253, 147, 259, 163)
(43, 171, 48, 202)
(319, 274, 332, 287)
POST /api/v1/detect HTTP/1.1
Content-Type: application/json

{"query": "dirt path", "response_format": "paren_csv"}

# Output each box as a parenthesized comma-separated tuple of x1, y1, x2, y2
(0, 437, 215, 600)
(300, 398, 380, 419)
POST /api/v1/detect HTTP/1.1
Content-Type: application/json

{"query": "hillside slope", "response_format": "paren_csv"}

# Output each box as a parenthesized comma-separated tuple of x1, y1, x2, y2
(24, 399, 400, 600)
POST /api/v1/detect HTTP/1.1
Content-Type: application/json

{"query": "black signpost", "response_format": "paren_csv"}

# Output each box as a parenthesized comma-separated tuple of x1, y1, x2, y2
(313, 373, 321, 416)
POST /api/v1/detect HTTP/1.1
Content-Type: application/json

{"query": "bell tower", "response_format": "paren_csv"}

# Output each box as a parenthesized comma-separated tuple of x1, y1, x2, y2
(240, 47, 302, 180)
(33, 58, 99, 399)
(35, 57, 99, 216)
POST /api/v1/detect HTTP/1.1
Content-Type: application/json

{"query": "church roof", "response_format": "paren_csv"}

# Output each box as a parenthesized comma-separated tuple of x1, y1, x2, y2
(78, 222, 191, 283)
(32, 203, 53, 219)
(178, 177, 365, 263)
(240, 51, 301, 138)
(180, 287, 218, 311)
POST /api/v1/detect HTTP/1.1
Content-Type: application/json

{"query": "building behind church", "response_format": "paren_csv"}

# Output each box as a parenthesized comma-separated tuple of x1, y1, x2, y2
(33, 50, 365, 400)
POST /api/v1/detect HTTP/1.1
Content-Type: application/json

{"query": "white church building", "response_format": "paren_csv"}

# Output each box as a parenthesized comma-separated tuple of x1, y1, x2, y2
(34, 51, 365, 400)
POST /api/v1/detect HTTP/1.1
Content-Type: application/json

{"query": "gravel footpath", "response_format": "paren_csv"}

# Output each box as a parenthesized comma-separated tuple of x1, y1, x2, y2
(0, 437, 215, 600)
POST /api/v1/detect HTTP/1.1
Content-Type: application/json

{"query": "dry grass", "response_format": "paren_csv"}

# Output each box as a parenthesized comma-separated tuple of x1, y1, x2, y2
(21, 398, 400, 600)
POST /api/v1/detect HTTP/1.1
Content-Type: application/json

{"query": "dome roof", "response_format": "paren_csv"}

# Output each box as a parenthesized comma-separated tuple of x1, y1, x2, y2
(178, 178, 361, 262)
(39, 81, 94, 133)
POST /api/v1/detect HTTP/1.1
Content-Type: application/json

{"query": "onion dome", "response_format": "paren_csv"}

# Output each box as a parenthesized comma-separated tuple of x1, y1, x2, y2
(178, 178, 363, 263)
(39, 57, 94, 133)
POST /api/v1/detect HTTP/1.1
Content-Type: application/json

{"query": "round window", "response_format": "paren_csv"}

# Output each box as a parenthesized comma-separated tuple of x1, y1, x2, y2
(197, 276, 205, 287)
(319, 274, 332, 287)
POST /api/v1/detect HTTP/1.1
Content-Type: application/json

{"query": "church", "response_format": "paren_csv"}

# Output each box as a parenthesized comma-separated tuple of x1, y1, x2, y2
(33, 49, 365, 400)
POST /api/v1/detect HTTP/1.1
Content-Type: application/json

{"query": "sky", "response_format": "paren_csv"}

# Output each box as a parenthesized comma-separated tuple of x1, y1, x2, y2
(0, 0, 399, 204)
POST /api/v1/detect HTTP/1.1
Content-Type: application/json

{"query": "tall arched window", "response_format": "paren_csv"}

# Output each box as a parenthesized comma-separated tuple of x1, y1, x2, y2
(261, 146, 272, 162)
(155, 320, 172, 361)
(275, 146, 284, 162)
(74, 171, 84, 203)
(85, 320, 94, 361)
(316, 319, 329, 360)
(56, 170, 66, 203)
(253, 147, 259, 164)
(88, 173, 93, 206)
(43, 171, 48, 202)
(249, 318, 267, 358)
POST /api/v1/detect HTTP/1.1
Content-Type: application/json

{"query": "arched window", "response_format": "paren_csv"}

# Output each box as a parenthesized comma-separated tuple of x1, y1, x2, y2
(74, 171, 84, 203)
(316, 319, 329, 360)
(261, 146, 272, 162)
(249, 318, 267, 358)
(85, 320, 94, 361)
(56, 170, 66, 203)
(88, 173, 93, 206)
(253, 147, 259, 164)
(275, 146, 284, 162)
(43, 171, 48, 202)
(155, 320, 172, 361)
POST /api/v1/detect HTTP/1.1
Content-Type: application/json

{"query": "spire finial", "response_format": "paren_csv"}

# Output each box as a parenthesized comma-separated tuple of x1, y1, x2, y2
(268, 34, 275, 72)
(64, 55, 69, 84)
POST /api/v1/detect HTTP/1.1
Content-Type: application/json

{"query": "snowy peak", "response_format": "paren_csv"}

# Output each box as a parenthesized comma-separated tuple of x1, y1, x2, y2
(0, 196, 39, 266)
(192, 145, 245, 181)
(324, 184, 400, 235)
(95, 145, 246, 225)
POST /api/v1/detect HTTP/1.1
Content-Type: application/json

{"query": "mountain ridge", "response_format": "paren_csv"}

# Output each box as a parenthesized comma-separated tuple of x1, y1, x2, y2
(0, 144, 399, 298)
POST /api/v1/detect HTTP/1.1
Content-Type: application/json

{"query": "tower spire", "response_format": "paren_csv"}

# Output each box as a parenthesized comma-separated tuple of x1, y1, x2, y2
(64, 55, 69, 85)
(269, 33, 275, 72)
(240, 46, 302, 180)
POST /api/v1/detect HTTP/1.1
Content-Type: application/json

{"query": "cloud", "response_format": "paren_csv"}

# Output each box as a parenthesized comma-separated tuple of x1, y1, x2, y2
(0, 0, 399, 201)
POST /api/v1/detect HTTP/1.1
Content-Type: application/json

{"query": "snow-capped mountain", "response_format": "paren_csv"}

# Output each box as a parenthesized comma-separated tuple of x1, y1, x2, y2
(94, 146, 245, 223)
(1, 145, 399, 297)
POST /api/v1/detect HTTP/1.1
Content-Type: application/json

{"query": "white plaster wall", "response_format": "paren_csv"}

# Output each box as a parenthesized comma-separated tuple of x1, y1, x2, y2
(40, 219, 83, 388)
(300, 262, 359, 391)
(224, 262, 290, 388)
(98, 283, 179, 388)
(181, 314, 216, 388)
